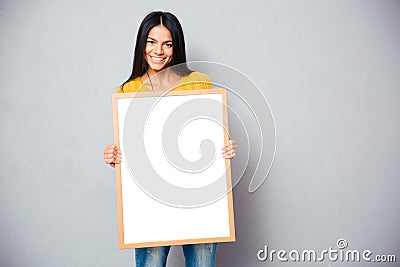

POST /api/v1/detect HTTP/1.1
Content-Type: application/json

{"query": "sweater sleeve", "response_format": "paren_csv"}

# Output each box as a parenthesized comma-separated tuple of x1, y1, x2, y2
(197, 73, 213, 89)
(179, 72, 213, 90)
(116, 85, 124, 93)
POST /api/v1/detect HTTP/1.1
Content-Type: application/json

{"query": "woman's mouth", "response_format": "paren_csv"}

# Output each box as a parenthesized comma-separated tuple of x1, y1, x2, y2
(150, 56, 166, 64)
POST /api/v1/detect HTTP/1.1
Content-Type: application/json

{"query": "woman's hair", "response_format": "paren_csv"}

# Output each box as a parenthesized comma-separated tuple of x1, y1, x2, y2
(122, 11, 192, 88)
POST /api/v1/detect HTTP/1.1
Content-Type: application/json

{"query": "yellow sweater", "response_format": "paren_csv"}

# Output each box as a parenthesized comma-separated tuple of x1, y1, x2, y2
(116, 71, 212, 93)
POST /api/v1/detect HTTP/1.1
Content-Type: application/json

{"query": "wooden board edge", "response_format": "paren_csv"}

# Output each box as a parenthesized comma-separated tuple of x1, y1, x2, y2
(111, 94, 125, 249)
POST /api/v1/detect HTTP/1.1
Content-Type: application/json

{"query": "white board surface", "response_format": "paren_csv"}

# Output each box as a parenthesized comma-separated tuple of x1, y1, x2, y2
(112, 89, 235, 248)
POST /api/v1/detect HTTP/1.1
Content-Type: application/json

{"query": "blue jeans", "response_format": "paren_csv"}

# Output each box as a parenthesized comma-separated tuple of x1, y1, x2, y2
(135, 243, 217, 267)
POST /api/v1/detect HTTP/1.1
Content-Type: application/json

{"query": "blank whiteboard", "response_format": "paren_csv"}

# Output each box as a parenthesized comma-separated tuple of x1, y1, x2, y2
(112, 89, 235, 249)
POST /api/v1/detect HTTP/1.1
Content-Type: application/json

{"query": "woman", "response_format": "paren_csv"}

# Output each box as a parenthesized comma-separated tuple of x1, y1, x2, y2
(103, 11, 236, 267)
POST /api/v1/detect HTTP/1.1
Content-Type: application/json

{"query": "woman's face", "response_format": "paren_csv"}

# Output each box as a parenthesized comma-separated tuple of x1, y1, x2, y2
(145, 25, 173, 73)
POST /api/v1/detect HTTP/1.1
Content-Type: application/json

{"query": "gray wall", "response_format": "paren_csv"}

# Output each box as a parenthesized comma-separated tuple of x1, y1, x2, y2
(1, 0, 399, 266)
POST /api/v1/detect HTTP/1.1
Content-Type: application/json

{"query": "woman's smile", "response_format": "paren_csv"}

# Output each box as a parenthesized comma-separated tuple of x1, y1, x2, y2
(149, 55, 167, 63)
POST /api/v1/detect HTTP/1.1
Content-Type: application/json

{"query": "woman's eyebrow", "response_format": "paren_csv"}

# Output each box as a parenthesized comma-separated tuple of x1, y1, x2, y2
(147, 37, 172, 43)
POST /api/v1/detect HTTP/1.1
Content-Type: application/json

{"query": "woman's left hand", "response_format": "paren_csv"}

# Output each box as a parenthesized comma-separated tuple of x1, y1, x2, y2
(222, 140, 237, 159)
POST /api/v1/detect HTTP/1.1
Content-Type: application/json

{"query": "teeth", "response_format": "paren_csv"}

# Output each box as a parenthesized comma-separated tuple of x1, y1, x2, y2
(151, 57, 164, 61)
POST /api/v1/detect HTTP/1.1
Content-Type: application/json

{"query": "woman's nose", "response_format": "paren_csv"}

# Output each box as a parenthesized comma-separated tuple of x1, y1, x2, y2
(154, 44, 163, 55)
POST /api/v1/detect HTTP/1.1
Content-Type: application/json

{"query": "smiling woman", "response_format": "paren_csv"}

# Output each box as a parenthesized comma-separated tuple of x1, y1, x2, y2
(142, 25, 180, 91)
(103, 11, 237, 267)
(118, 11, 193, 93)
(145, 25, 173, 73)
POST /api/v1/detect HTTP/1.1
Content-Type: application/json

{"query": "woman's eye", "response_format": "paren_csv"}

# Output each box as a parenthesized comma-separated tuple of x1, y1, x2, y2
(147, 40, 155, 44)
(165, 43, 173, 47)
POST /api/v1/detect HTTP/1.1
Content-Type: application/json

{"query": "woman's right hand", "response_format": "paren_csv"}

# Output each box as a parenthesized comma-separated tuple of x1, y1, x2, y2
(103, 144, 122, 168)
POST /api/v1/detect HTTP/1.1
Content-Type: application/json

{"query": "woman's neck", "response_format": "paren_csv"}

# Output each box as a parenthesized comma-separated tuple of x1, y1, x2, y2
(142, 68, 181, 91)
(147, 68, 171, 81)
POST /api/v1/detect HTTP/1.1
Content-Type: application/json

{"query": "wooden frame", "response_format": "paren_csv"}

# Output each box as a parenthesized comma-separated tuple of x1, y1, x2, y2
(112, 89, 235, 249)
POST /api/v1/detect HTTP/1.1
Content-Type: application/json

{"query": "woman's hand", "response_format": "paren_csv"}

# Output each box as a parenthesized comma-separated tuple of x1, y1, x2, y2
(222, 140, 237, 159)
(103, 144, 122, 168)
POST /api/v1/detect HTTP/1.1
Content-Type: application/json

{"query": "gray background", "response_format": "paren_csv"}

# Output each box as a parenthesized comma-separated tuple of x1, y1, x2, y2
(1, 0, 399, 266)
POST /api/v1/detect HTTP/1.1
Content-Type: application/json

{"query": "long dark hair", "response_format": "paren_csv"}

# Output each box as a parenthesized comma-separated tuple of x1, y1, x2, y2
(122, 11, 192, 89)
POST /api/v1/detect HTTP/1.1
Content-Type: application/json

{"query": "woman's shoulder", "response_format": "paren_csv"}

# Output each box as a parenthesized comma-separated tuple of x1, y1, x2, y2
(182, 71, 211, 82)
(116, 77, 144, 93)
(178, 71, 212, 90)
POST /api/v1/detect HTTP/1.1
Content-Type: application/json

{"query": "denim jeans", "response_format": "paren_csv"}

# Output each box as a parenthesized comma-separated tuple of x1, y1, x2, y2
(135, 243, 217, 267)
